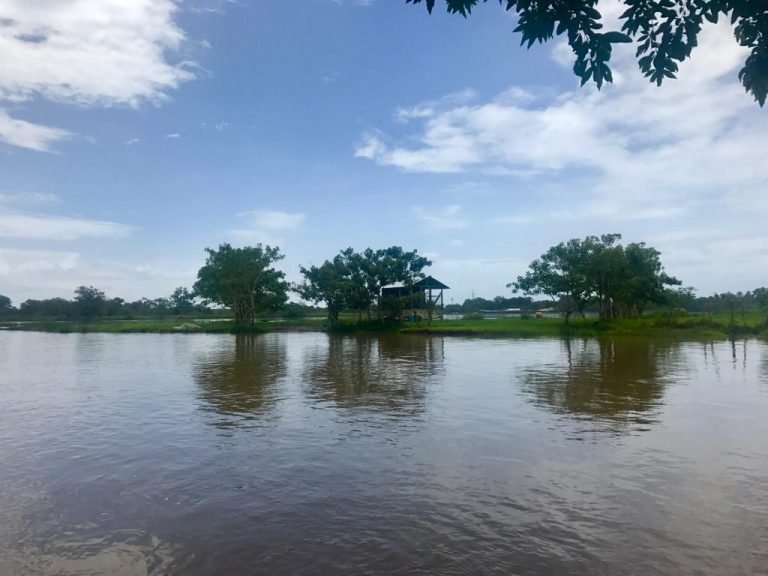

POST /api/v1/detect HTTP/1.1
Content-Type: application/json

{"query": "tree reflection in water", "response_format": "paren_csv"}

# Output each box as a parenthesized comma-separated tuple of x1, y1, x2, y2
(193, 334, 287, 428)
(303, 334, 445, 415)
(520, 338, 683, 434)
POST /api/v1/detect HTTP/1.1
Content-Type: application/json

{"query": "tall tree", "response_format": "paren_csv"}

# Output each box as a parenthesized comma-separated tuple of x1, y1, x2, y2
(169, 287, 196, 315)
(295, 257, 350, 326)
(510, 238, 593, 321)
(753, 287, 768, 324)
(406, 0, 768, 106)
(194, 243, 289, 325)
(73, 285, 107, 320)
(0, 294, 12, 318)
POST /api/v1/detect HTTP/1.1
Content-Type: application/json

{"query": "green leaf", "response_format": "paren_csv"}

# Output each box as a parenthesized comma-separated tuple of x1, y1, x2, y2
(603, 31, 632, 43)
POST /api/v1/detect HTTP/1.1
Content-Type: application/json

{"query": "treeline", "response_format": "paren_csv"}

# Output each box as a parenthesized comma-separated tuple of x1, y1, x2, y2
(666, 288, 768, 319)
(444, 296, 546, 313)
(0, 285, 318, 322)
(3, 235, 767, 326)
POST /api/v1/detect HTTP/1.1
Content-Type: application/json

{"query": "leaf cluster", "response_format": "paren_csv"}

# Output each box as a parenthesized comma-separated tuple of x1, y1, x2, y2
(407, 0, 768, 105)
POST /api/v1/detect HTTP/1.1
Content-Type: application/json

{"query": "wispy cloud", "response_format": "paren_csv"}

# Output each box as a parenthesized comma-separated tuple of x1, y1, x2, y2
(0, 109, 71, 152)
(125, 138, 140, 146)
(413, 204, 467, 230)
(0, 191, 59, 206)
(0, 248, 80, 276)
(0, 213, 131, 241)
(228, 210, 306, 246)
(237, 210, 306, 231)
(356, 23, 765, 224)
(0, 249, 199, 302)
(164, 133, 181, 139)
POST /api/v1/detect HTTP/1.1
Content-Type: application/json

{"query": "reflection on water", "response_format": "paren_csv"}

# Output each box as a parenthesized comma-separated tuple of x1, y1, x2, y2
(1, 332, 768, 575)
(193, 334, 287, 426)
(303, 334, 444, 413)
(520, 339, 682, 433)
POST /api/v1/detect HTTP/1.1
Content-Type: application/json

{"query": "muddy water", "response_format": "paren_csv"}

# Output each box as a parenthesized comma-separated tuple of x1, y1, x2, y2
(1, 332, 766, 575)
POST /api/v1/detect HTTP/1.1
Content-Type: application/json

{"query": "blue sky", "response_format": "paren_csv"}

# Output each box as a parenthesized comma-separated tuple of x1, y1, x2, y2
(1, 0, 766, 304)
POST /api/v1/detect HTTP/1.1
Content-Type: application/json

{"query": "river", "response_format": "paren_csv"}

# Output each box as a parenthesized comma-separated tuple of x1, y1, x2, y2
(1, 332, 766, 575)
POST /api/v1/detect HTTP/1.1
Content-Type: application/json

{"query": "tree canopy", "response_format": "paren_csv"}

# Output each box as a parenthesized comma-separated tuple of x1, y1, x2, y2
(296, 246, 432, 324)
(510, 234, 680, 320)
(194, 243, 289, 325)
(0, 294, 12, 317)
(407, 0, 768, 106)
(73, 285, 108, 320)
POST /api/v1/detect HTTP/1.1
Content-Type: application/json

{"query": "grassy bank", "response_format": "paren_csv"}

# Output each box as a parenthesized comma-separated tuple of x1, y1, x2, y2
(397, 312, 768, 340)
(0, 316, 327, 334)
(2, 312, 766, 339)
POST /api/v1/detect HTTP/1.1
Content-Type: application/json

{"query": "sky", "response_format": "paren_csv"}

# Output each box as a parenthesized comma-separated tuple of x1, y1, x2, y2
(0, 0, 766, 305)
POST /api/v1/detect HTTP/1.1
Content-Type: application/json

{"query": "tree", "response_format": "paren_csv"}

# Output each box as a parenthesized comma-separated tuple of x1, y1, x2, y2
(407, 0, 768, 106)
(19, 297, 74, 318)
(511, 234, 680, 321)
(510, 238, 593, 321)
(194, 243, 289, 325)
(296, 246, 432, 324)
(296, 256, 350, 326)
(0, 294, 12, 318)
(170, 287, 196, 315)
(73, 285, 107, 320)
(754, 287, 768, 324)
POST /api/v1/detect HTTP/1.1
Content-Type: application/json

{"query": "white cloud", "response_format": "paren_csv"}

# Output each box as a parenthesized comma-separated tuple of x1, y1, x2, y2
(0, 212, 131, 240)
(356, 23, 763, 206)
(237, 210, 306, 231)
(0, 0, 192, 106)
(0, 109, 71, 151)
(0, 248, 199, 302)
(125, 138, 140, 146)
(394, 88, 477, 123)
(356, 20, 768, 295)
(413, 204, 467, 230)
(0, 249, 79, 276)
(0, 0, 194, 151)
(228, 210, 306, 247)
(164, 133, 181, 139)
(0, 191, 59, 206)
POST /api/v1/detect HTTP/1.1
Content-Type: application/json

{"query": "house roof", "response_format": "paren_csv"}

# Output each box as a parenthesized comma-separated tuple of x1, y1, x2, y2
(412, 276, 450, 290)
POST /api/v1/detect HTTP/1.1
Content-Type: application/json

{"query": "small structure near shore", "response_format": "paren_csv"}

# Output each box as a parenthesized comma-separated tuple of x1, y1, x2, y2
(381, 276, 449, 321)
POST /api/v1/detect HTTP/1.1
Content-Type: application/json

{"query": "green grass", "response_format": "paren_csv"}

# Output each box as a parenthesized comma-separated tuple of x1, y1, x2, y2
(0, 316, 327, 334)
(2, 311, 766, 340)
(398, 311, 768, 340)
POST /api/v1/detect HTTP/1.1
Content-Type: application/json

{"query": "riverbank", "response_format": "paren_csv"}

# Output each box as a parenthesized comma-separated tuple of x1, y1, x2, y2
(402, 313, 768, 340)
(0, 317, 327, 334)
(3, 312, 766, 339)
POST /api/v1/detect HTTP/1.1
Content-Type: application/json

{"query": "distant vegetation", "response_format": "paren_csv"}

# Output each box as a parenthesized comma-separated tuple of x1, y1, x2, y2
(295, 246, 431, 325)
(2, 235, 768, 336)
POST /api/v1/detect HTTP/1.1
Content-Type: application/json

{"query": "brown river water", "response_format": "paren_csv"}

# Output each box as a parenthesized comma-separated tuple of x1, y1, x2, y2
(1, 331, 767, 575)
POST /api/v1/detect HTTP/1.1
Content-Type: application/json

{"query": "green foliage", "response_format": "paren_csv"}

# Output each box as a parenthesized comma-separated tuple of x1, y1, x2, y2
(296, 256, 350, 325)
(169, 286, 197, 315)
(0, 294, 12, 317)
(406, 0, 768, 106)
(194, 243, 289, 325)
(511, 234, 680, 321)
(296, 246, 432, 324)
(73, 285, 108, 320)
